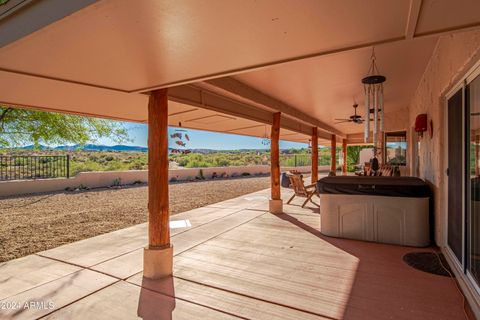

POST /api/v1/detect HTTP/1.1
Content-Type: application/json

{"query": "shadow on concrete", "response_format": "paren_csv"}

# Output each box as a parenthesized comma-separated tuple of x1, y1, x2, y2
(137, 276, 176, 320)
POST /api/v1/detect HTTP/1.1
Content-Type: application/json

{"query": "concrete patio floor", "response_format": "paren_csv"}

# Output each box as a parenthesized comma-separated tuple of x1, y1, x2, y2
(0, 188, 468, 320)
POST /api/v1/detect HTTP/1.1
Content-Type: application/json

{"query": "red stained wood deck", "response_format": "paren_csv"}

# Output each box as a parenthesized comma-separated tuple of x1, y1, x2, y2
(0, 188, 468, 319)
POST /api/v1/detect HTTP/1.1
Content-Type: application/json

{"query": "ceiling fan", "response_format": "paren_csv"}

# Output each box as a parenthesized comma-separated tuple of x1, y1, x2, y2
(335, 104, 364, 124)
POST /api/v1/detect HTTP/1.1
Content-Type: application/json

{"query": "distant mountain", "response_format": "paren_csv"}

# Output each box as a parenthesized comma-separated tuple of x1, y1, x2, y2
(17, 145, 310, 153)
(21, 144, 48, 150)
(58, 144, 148, 152)
(21, 144, 148, 152)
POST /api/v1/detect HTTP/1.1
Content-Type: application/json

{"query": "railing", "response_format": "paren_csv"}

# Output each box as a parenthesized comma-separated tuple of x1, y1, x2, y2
(280, 154, 333, 167)
(0, 155, 70, 181)
(280, 154, 312, 167)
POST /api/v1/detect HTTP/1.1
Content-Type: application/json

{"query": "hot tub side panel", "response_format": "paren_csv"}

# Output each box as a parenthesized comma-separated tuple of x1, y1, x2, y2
(319, 194, 430, 247)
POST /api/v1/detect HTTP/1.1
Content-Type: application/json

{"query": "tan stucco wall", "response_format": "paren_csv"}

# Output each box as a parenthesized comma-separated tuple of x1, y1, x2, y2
(0, 165, 330, 197)
(407, 30, 480, 245)
(384, 107, 410, 132)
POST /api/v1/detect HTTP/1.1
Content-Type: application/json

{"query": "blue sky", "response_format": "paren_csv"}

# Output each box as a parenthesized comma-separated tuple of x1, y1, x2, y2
(96, 122, 309, 150)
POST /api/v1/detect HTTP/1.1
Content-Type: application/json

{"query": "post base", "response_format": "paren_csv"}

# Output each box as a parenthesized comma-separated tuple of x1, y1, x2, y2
(269, 199, 283, 214)
(143, 245, 173, 279)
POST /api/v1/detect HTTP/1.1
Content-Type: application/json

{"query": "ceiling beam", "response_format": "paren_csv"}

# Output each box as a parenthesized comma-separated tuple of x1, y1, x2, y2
(203, 77, 345, 138)
(345, 132, 374, 145)
(225, 124, 265, 133)
(405, 0, 422, 39)
(168, 84, 327, 140)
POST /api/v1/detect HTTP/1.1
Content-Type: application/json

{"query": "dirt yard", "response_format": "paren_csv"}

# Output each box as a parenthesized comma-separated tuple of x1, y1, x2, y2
(0, 176, 270, 262)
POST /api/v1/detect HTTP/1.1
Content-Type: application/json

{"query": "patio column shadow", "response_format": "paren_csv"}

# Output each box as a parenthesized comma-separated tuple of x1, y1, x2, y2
(137, 276, 176, 320)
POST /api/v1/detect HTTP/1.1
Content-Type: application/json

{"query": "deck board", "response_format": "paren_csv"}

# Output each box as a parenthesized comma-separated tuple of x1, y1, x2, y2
(0, 269, 117, 320)
(0, 189, 470, 319)
(0, 255, 81, 301)
(127, 275, 328, 320)
(43, 281, 239, 320)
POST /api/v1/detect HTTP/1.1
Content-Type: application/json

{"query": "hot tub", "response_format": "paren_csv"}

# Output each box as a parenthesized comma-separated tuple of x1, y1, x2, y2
(317, 176, 431, 247)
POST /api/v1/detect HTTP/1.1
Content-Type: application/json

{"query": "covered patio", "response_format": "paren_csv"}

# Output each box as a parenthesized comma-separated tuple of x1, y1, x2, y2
(1, 0, 480, 319)
(0, 187, 467, 320)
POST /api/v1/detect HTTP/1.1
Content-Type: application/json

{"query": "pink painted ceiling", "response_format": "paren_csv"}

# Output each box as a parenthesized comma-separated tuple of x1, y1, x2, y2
(0, 0, 479, 139)
(233, 37, 439, 134)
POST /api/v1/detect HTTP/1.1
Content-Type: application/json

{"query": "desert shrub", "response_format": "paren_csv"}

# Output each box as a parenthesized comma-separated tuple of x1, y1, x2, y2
(129, 162, 144, 170)
(177, 158, 189, 167)
(112, 177, 121, 186)
(186, 160, 210, 168)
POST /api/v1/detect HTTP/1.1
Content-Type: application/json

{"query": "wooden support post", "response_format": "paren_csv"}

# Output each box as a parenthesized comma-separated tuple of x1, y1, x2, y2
(330, 135, 336, 173)
(342, 139, 347, 175)
(269, 112, 282, 213)
(143, 89, 173, 279)
(311, 127, 318, 183)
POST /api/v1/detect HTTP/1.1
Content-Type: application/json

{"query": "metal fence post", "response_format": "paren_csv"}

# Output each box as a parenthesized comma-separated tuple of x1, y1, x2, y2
(66, 154, 70, 178)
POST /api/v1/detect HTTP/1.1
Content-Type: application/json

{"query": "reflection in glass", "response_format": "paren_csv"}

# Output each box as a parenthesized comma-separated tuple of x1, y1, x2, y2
(385, 131, 407, 166)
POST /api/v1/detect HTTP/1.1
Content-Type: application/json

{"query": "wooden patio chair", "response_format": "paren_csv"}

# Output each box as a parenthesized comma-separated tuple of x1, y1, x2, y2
(286, 174, 319, 208)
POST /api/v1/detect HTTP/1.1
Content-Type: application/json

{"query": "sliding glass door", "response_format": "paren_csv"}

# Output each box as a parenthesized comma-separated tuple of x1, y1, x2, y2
(447, 68, 480, 291)
(447, 88, 464, 264)
(468, 74, 480, 284)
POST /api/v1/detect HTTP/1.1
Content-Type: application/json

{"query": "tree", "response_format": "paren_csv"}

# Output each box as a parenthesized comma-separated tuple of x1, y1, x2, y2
(346, 145, 373, 172)
(0, 106, 129, 148)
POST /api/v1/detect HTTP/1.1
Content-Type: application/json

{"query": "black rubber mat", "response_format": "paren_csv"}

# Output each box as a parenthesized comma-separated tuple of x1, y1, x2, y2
(403, 252, 452, 277)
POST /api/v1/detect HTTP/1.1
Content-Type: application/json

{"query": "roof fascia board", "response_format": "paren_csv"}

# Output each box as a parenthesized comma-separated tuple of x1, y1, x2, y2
(0, 0, 98, 49)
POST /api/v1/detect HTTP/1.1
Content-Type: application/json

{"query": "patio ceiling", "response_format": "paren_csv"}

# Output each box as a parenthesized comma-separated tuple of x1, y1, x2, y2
(1, 0, 480, 142)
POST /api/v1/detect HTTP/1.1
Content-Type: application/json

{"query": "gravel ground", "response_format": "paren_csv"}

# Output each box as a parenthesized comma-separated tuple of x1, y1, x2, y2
(0, 176, 270, 262)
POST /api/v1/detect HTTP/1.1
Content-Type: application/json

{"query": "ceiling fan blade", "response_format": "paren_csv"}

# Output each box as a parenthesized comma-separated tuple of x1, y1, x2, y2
(334, 118, 351, 121)
(335, 120, 352, 124)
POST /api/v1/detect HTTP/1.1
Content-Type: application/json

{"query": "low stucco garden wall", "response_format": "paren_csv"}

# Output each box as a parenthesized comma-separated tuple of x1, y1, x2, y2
(0, 165, 331, 197)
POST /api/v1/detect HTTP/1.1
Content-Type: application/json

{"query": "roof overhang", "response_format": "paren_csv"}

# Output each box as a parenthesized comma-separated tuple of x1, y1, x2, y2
(0, 0, 479, 144)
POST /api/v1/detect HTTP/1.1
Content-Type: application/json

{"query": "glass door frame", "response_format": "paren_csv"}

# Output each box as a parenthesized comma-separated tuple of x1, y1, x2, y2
(444, 60, 480, 298)
(466, 64, 480, 294)
(444, 81, 466, 272)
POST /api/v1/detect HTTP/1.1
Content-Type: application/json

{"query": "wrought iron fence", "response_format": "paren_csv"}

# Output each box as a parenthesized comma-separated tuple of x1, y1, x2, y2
(0, 155, 70, 181)
(280, 154, 312, 167)
(279, 153, 337, 167)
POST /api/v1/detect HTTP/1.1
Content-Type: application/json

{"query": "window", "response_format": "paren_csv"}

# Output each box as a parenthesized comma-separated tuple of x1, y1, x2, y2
(384, 131, 407, 166)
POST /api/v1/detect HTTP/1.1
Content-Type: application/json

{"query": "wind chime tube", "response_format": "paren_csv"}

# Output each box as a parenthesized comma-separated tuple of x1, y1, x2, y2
(373, 85, 378, 151)
(364, 85, 370, 143)
(379, 84, 384, 132)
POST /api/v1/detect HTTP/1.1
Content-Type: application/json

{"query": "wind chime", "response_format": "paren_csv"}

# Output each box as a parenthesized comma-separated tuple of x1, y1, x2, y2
(261, 125, 270, 146)
(362, 48, 386, 157)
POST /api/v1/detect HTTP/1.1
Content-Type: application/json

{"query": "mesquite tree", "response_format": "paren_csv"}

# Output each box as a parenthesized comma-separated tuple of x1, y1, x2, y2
(0, 106, 129, 148)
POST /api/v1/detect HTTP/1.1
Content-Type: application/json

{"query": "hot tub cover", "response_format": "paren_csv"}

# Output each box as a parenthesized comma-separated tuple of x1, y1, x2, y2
(317, 176, 431, 198)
